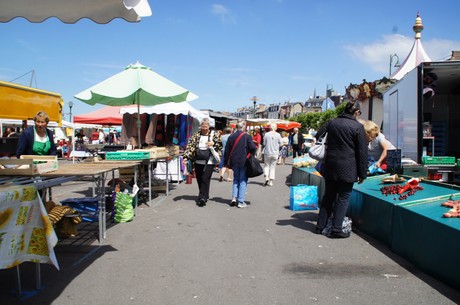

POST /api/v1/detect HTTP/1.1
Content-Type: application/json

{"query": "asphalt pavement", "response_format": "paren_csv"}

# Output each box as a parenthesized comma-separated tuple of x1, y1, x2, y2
(2, 157, 460, 305)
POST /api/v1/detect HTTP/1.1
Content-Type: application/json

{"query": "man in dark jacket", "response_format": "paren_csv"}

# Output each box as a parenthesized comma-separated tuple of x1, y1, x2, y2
(315, 101, 367, 238)
(224, 120, 256, 208)
(289, 128, 304, 158)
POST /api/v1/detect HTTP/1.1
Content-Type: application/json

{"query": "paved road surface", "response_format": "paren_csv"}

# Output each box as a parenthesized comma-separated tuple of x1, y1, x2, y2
(2, 158, 460, 304)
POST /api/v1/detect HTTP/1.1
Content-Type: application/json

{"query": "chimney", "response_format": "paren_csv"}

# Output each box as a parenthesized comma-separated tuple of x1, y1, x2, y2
(449, 51, 460, 61)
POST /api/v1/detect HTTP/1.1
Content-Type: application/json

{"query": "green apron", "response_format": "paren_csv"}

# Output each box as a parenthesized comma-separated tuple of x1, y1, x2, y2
(33, 128, 51, 155)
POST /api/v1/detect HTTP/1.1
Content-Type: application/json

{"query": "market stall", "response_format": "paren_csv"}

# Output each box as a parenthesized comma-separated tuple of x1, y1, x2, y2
(119, 101, 213, 146)
(290, 163, 460, 289)
(350, 174, 460, 289)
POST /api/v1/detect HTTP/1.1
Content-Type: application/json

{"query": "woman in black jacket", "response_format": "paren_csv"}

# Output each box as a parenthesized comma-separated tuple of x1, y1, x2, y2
(315, 101, 368, 238)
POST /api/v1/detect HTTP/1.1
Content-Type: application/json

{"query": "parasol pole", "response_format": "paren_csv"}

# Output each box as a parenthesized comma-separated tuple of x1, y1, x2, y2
(136, 91, 141, 149)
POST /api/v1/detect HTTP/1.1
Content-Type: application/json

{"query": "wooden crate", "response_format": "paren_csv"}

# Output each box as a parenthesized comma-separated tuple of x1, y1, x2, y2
(0, 155, 58, 175)
(136, 147, 169, 159)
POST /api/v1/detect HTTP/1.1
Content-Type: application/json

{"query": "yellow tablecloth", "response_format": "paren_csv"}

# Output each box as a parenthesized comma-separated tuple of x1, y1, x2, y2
(0, 185, 59, 270)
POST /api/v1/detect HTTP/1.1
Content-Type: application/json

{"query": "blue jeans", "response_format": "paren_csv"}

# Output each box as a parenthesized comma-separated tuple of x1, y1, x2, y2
(232, 165, 248, 203)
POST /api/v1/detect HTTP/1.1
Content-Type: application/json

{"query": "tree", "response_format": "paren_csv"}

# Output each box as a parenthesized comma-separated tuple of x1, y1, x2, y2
(291, 101, 348, 131)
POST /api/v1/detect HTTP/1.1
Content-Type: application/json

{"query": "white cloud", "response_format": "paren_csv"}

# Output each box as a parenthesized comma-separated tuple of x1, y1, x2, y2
(80, 63, 125, 70)
(211, 4, 236, 24)
(343, 34, 460, 74)
(15, 39, 38, 52)
(222, 67, 257, 73)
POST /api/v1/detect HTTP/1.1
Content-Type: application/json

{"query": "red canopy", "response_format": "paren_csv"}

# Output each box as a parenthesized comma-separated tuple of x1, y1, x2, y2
(276, 121, 301, 131)
(73, 106, 129, 125)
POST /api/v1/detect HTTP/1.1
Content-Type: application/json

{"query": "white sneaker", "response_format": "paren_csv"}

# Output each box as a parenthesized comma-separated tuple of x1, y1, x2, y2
(237, 202, 247, 208)
(269, 180, 274, 186)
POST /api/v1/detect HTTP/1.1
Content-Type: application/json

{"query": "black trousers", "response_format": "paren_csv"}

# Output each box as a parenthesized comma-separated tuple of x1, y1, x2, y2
(194, 163, 215, 201)
(316, 179, 354, 233)
(292, 144, 302, 158)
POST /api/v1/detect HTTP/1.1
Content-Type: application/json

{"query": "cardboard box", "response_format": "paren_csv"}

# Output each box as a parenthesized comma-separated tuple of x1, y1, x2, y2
(0, 155, 58, 175)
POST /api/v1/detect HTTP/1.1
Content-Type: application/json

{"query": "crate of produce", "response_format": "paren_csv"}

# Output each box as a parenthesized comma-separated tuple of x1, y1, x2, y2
(105, 151, 150, 160)
(0, 155, 58, 175)
(402, 165, 427, 178)
(61, 197, 99, 222)
(422, 156, 456, 166)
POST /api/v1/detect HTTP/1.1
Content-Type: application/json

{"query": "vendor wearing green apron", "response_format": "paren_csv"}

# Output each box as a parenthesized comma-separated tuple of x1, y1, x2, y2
(16, 111, 57, 158)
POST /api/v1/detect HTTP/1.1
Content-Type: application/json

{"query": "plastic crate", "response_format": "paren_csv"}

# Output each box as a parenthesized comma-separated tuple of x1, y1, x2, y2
(61, 197, 99, 222)
(422, 156, 456, 166)
(105, 151, 150, 160)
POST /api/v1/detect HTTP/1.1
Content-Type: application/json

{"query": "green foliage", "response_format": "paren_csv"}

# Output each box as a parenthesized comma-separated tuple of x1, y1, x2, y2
(291, 101, 348, 132)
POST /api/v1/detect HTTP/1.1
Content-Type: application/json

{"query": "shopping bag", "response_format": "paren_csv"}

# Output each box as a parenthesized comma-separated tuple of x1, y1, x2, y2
(368, 162, 386, 174)
(289, 184, 318, 211)
(114, 192, 134, 223)
(308, 132, 327, 161)
(186, 172, 194, 184)
(209, 146, 221, 164)
(245, 153, 263, 178)
(321, 216, 352, 236)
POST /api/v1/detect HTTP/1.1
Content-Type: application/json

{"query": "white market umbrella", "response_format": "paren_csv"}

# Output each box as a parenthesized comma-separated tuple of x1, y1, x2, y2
(74, 61, 198, 147)
(0, 0, 152, 24)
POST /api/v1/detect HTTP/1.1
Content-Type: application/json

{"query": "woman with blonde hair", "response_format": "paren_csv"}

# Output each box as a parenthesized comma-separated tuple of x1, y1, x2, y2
(16, 111, 57, 158)
(263, 123, 282, 186)
(277, 131, 289, 165)
(362, 120, 395, 170)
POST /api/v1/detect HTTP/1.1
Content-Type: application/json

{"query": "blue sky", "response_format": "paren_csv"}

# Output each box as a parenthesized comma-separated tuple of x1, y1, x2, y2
(1, 0, 460, 118)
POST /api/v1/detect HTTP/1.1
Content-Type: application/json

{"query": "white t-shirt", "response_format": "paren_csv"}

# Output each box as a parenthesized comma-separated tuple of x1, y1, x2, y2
(196, 134, 214, 165)
(368, 133, 396, 161)
(263, 131, 282, 156)
(280, 137, 289, 146)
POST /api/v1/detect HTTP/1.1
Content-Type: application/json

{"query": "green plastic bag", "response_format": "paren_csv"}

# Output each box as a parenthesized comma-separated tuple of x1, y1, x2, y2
(114, 192, 134, 223)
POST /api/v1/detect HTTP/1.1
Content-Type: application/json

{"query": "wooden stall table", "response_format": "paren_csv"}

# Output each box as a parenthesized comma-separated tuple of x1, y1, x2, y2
(41, 160, 141, 243)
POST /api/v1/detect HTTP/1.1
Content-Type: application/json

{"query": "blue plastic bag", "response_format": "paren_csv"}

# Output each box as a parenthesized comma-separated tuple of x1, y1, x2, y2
(368, 162, 385, 174)
(289, 184, 318, 211)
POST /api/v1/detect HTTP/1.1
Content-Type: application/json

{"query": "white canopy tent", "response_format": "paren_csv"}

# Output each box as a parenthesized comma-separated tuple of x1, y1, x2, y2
(120, 101, 215, 127)
(0, 0, 152, 24)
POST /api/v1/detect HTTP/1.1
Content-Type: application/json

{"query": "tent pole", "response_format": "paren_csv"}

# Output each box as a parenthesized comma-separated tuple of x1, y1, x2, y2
(137, 93, 141, 149)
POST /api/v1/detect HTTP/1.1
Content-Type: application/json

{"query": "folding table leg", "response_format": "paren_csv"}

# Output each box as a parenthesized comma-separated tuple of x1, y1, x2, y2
(35, 262, 41, 290)
(15, 265, 22, 298)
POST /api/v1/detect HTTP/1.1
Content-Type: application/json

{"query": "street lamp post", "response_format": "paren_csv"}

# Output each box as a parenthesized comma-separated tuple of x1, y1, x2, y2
(68, 101, 74, 123)
(389, 53, 401, 77)
(250, 96, 259, 118)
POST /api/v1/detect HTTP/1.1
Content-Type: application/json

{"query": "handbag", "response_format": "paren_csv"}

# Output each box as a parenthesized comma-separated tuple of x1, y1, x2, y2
(308, 132, 327, 161)
(289, 184, 318, 211)
(196, 147, 211, 161)
(245, 153, 263, 178)
(209, 146, 221, 164)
